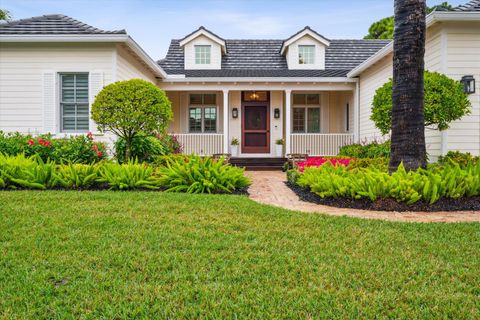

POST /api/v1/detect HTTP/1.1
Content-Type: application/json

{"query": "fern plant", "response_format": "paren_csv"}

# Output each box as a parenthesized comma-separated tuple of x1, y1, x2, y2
(0, 153, 56, 189)
(157, 155, 250, 194)
(97, 160, 160, 190)
(54, 163, 100, 189)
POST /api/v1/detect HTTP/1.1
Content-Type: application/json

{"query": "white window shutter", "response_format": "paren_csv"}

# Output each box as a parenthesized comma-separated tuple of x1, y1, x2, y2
(42, 71, 56, 134)
(89, 71, 104, 133)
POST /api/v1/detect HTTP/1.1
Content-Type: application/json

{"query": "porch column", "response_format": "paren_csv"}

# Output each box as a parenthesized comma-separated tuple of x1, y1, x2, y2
(222, 89, 229, 154)
(285, 89, 292, 155)
(353, 80, 360, 143)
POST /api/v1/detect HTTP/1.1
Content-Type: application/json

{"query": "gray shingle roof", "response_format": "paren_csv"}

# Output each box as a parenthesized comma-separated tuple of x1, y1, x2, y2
(0, 14, 126, 35)
(454, 0, 480, 11)
(158, 38, 390, 78)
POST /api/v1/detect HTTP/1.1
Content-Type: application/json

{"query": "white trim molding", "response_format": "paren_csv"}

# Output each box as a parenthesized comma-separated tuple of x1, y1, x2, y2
(179, 28, 226, 54)
(281, 28, 331, 55)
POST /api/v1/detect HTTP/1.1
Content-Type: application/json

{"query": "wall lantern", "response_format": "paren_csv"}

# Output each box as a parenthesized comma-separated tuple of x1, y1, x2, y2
(460, 75, 476, 94)
(274, 108, 281, 119)
(232, 108, 239, 119)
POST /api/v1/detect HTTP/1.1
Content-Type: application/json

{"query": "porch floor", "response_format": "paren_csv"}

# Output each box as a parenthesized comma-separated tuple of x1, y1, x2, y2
(230, 157, 286, 171)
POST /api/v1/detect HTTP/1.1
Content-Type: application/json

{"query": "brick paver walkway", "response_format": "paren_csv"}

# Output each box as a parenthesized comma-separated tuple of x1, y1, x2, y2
(246, 171, 480, 223)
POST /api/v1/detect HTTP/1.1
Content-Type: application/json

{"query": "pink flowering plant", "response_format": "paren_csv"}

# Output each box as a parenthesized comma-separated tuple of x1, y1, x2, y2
(297, 157, 352, 172)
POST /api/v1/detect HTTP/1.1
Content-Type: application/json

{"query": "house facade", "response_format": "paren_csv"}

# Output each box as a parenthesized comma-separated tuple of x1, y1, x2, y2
(0, 1, 479, 159)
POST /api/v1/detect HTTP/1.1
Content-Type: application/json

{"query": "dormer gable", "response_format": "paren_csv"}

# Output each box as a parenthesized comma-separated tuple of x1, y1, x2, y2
(281, 26, 330, 70)
(179, 27, 225, 70)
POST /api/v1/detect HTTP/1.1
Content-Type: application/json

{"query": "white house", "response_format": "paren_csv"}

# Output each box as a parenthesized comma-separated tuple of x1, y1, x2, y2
(0, 0, 479, 160)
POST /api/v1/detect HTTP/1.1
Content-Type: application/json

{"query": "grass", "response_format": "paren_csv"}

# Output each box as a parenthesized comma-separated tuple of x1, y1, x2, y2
(0, 191, 479, 319)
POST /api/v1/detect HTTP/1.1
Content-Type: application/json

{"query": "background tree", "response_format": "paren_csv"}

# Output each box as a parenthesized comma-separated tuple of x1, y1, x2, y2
(389, 0, 427, 172)
(0, 9, 11, 21)
(364, 2, 453, 39)
(371, 71, 471, 135)
(91, 79, 173, 161)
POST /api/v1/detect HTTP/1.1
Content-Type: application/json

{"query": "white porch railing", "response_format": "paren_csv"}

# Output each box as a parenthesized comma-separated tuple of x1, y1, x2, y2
(175, 134, 224, 155)
(290, 134, 354, 156)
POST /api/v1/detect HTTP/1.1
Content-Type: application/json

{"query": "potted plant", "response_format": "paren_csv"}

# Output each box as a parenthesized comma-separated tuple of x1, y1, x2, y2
(275, 138, 284, 157)
(230, 137, 239, 156)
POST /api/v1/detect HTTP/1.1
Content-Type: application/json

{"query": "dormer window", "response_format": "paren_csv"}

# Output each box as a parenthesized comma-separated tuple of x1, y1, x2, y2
(195, 45, 211, 64)
(298, 45, 315, 64)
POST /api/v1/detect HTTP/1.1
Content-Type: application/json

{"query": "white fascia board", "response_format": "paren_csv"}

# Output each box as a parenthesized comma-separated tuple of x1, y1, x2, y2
(0, 34, 129, 42)
(178, 30, 226, 53)
(125, 36, 167, 78)
(162, 76, 357, 83)
(0, 34, 167, 79)
(347, 11, 480, 78)
(280, 30, 331, 55)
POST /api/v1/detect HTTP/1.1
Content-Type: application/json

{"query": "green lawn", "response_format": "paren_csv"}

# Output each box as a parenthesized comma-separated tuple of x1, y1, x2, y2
(1, 192, 479, 319)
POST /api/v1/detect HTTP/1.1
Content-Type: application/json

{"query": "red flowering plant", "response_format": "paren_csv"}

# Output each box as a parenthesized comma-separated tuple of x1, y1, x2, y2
(24, 133, 107, 163)
(296, 157, 352, 172)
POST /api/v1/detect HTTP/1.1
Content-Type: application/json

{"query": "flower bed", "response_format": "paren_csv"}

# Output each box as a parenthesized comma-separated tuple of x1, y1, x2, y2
(0, 154, 250, 194)
(297, 156, 352, 172)
(0, 131, 106, 163)
(286, 161, 480, 212)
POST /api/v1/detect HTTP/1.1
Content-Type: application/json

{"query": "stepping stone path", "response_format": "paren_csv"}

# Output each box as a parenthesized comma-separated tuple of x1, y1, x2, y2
(245, 171, 480, 223)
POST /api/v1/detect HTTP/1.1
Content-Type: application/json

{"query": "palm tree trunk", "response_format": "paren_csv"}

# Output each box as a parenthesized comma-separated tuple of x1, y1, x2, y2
(389, 0, 427, 172)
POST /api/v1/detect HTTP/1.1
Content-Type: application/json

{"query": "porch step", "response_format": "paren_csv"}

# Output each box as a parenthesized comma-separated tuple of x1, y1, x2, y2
(230, 157, 287, 171)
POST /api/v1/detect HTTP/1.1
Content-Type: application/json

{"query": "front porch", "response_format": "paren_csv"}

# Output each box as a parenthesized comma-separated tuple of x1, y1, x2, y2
(164, 83, 358, 157)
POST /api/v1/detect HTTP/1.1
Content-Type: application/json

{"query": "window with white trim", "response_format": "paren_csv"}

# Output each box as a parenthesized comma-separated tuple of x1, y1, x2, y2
(292, 94, 321, 133)
(60, 73, 89, 132)
(298, 45, 315, 64)
(195, 45, 211, 64)
(189, 94, 217, 133)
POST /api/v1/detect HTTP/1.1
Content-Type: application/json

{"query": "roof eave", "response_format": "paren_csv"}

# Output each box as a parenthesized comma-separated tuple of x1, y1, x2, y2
(0, 34, 168, 79)
(347, 11, 480, 78)
(161, 76, 357, 83)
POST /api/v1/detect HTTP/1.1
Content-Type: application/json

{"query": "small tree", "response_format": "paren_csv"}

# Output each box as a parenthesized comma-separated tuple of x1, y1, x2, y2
(92, 79, 172, 161)
(371, 71, 471, 135)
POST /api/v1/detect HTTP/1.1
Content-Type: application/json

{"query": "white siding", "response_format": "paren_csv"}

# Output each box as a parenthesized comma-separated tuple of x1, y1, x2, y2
(357, 24, 451, 159)
(0, 42, 114, 134)
(286, 34, 326, 70)
(183, 35, 222, 70)
(116, 44, 157, 83)
(444, 22, 480, 156)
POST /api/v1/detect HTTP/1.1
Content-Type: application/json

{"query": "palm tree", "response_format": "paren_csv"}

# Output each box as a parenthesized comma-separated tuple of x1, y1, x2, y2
(389, 0, 427, 172)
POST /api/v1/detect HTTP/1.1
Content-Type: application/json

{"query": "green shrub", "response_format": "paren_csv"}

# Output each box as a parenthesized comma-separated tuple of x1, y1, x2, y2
(296, 162, 480, 204)
(98, 161, 160, 190)
(91, 79, 173, 160)
(347, 157, 389, 171)
(438, 151, 479, 167)
(371, 71, 471, 135)
(338, 141, 390, 158)
(157, 155, 250, 194)
(115, 133, 182, 164)
(286, 169, 301, 184)
(0, 131, 106, 163)
(152, 154, 191, 167)
(55, 163, 100, 189)
(0, 153, 57, 190)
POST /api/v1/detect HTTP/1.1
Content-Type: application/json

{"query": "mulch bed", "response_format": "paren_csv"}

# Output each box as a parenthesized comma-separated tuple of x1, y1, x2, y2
(286, 182, 480, 212)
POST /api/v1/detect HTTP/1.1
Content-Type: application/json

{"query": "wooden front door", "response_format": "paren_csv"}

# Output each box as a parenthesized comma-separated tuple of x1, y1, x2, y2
(242, 104, 270, 153)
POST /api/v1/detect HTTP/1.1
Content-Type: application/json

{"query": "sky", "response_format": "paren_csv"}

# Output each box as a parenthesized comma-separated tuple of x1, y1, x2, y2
(2, 0, 467, 60)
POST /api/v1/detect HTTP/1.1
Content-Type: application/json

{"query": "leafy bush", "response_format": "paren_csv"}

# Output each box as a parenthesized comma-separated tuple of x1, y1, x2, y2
(98, 161, 160, 190)
(91, 79, 173, 160)
(371, 71, 471, 135)
(115, 133, 182, 164)
(55, 163, 100, 189)
(438, 151, 479, 167)
(338, 141, 390, 158)
(0, 153, 57, 190)
(297, 157, 351, 172)
(0, 131, 106, 163)
(346, 157, 389, 171)
(296, 162, 480, 204)
(157, 155, 251, 194)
